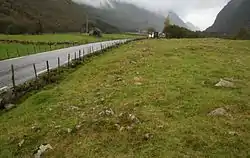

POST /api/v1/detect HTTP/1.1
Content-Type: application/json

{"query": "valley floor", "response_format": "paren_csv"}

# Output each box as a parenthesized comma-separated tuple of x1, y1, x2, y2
(1, 39, 250, 157)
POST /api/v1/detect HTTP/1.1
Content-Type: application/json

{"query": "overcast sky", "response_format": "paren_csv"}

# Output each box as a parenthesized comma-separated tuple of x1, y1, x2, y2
(79, 0, 231, 30)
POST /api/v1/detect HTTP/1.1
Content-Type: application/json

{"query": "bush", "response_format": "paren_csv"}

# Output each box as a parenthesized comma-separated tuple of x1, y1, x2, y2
(5, 24, 28, 35)
(163, 25, 200, 38)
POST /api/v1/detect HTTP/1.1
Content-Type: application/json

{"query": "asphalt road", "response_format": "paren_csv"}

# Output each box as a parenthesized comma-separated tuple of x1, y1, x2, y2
(0, 39, 130, 90)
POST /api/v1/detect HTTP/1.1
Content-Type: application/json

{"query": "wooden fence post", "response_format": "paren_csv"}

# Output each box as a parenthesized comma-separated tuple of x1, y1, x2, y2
(11, 64, 16, 90)
(79, 50, 81, 61)
(57, 57, 60, 73)
(74, 52, 77, 60)
(33, 63, 38, 80)
(46, 60, 50, 81)
(68, 54, 70, 68)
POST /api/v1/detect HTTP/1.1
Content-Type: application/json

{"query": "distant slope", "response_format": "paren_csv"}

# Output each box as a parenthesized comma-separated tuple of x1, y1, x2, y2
(0, 0, 119, 34)
(0, 0, 193, 34)
(206, 0, 250, 34)
(168, 12, 188, 29)
(167, 12, 200, 31)
(80, 0, 191, 32)
(96, 0, 165, 32)
(186, 22, 200, 31)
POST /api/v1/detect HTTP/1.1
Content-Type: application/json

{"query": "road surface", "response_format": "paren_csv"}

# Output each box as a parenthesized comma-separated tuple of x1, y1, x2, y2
(0, 39, 130, 90)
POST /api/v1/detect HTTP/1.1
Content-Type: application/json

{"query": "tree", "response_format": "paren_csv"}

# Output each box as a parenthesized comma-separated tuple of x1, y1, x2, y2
(163, 16, 171, 37)
(164, 16, 171, 27)
(163, 24, 200, 39)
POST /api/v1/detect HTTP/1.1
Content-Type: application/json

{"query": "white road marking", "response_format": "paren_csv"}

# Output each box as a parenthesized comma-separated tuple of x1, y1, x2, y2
(37, 69, 47, 75)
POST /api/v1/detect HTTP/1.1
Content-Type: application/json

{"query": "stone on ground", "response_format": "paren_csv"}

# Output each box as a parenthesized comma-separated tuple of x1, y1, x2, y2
(208, 107, 227, 116)
(34, 144, 53, 158)
(4, 104, 16, 110)
(215, 79, 235, 88)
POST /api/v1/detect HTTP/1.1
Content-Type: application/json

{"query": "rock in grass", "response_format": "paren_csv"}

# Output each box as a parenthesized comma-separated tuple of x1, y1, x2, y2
(99, 107, 114, 117)
(34, 144, 53, 158)
(144, 133, 153, 140)
(31, 126, 41, 133)
(208, 108, 227, 116)
(215, 79, 235, 88)
(228, 131, 238, 136)
(134, 76, 143, 85)
(129, 114, 141, 124)
(4, 104, 16, 110)
(69, 106, 80, 111)
(134, 82, 143, 86)
(67, 128, 72, 133)
(18, 139, 25, 147)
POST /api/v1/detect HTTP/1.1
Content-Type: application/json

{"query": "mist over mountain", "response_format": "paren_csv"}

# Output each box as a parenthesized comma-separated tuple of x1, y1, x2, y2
(91, 0, 165, 32)
(78, 0, 198, 32)
(0, 0, 230, 34)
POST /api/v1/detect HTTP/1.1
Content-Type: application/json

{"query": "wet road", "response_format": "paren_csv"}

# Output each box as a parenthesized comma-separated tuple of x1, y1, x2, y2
(0, 39, 130, 90)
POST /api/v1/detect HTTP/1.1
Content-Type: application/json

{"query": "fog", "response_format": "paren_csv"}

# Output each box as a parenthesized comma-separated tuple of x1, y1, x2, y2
(75, 0, 231, 30)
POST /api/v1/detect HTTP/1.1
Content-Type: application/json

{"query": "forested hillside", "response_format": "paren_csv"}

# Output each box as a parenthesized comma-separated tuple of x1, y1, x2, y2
(0, 0, 119, 34)
(206, 0, 250, 34)
(0, 0, 197, 34)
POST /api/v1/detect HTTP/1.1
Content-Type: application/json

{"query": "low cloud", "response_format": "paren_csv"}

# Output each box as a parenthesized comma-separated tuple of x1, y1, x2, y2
(75, 0, 230, 30)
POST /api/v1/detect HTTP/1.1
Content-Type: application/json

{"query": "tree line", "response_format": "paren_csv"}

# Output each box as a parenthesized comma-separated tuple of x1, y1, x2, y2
(161, 16, 250, 40)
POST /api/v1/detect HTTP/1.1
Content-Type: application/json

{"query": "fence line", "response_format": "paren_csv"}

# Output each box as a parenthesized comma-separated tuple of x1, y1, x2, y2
(33, 63, 38, 80)
(11, 64, 16, 90)
(8, 39, 137, 92)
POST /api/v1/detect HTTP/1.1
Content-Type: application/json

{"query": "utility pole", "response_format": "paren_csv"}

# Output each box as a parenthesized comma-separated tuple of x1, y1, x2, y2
(86, 14, 89, 33)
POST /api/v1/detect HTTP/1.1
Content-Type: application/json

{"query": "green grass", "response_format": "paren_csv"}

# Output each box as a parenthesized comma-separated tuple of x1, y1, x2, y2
(1, 38, 250, 157)
(0, 33, 141, 43)
(0, 43, 65, 60)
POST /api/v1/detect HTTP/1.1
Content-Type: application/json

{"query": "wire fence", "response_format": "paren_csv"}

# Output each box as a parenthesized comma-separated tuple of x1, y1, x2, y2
(9, 40, 130, 90)
(0, 38, 144, 109)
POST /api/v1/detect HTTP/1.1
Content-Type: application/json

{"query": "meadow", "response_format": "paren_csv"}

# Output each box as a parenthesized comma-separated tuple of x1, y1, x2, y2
(1, 38, 250, 157)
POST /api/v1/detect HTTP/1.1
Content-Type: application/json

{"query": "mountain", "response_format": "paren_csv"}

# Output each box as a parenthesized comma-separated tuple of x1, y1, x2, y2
(206, 0, 250, 34)
(167, 12, 199, 31)
(0, 0, 119, 34)
(0, 0, 192, 34)
(80, 0, 191, 32)
(185, 22, 200, 31)
(89, 0, 166, 32)
(168, 12, 188, 29)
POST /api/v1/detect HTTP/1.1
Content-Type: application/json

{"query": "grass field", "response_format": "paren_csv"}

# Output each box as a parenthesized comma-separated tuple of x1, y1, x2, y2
(0, 33, 141, 43)
(0, 43, 65, 60)
(1, 38, 250, 157)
